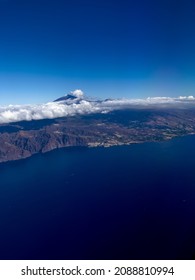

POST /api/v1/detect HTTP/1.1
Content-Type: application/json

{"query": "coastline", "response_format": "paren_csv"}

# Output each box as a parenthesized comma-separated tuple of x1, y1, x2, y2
(1, 132, 195, 164)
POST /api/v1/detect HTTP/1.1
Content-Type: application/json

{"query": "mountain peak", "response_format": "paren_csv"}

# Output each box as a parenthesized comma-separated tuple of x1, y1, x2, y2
(54, 89, 84, 103)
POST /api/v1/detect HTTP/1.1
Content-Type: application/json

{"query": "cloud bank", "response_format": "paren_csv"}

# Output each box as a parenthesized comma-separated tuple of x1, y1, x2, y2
(0, 90, 195, 124)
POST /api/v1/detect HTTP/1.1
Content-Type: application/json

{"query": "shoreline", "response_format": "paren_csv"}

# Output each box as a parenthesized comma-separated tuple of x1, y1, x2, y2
(1, 132, 195, 165)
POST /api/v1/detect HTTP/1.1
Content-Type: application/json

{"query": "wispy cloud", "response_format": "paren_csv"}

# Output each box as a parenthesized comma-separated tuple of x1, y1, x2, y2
(0, 91, 195, 124)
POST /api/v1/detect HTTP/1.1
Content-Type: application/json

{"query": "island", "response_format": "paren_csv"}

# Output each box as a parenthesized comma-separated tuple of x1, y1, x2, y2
(1, 107, 195, 163)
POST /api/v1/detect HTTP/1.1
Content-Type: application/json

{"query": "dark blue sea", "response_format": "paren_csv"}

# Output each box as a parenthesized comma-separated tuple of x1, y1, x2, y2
(0, 135, 195, 260)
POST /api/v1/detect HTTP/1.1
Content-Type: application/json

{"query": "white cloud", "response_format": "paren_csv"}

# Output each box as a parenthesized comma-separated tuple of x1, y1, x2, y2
(0, 92, 195, 124)
(70, 89, 84, 98)
(179, 95, 195, 100)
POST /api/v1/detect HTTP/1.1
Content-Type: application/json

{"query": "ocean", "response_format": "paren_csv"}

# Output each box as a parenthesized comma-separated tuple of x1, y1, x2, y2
(0, 135, 195, 260)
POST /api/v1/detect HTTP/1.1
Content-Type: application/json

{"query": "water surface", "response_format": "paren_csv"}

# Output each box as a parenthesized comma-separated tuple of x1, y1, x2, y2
(0, 135, 195, 259)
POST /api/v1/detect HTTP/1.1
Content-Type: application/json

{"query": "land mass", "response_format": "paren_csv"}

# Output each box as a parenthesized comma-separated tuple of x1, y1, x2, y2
(1, 108, 195, 163)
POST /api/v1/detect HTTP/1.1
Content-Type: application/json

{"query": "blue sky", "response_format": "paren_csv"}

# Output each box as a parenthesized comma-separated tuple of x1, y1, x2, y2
(0, 0, 195, 104)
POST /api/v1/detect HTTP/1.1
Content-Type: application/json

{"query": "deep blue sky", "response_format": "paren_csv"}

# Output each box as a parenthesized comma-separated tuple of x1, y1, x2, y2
(0, 0, 195, 104)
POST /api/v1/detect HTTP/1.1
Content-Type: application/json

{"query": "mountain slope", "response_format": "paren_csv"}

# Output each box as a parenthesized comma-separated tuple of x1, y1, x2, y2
(1, 108, 195, 163)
